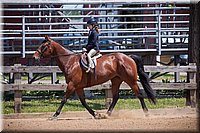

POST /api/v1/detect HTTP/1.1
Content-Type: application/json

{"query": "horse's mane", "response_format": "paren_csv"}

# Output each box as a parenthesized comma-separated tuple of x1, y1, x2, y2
(51, 39, 77, 55)
(42, 40, 48, 44)
(42, 39, 67, 49)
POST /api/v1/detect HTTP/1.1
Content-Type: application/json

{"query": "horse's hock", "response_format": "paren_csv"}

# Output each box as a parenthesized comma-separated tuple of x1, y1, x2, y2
(2, 63, 198, 113)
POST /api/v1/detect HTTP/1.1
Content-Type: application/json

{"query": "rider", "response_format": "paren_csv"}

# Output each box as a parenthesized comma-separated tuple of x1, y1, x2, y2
(83, 18, 100, 73)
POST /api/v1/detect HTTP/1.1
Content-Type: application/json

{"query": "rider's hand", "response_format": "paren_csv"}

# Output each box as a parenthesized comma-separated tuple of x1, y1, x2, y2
(82, 48, 87, 52)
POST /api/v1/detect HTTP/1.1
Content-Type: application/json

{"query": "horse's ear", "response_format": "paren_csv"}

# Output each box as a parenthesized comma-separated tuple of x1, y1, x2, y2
(45, 35, 51, 41)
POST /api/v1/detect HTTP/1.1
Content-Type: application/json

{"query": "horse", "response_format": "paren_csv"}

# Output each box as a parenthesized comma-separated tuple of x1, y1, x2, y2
(33, 36, 156, 119)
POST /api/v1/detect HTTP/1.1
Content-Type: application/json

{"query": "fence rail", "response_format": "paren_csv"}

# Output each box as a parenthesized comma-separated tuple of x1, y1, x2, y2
(1, 0, 191, 4)
(1, 7, 190, 11)
(1, 63, 197, 113)
(2, 65, 197, 73)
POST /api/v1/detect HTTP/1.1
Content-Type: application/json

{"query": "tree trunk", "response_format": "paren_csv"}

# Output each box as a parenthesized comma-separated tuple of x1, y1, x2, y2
(187, 2, 200, 106)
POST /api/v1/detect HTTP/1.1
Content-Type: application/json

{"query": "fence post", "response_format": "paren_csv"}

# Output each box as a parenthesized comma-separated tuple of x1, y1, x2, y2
(52, 72, 57, 84)
(157, 11, 161, 56)
(22, 16, 26, 58)
(156, 11, 161, 66)
(105, 88, 112, 109)
(186, 63, 197, 108)
(9, 73, 14, 83)
(174, 55, 180, 82)
(14, 64, 22, 113)
(28, 72, 33, 83)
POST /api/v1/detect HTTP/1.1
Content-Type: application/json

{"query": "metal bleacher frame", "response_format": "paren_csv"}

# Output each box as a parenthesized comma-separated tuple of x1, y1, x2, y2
(0, 0, 190, 58)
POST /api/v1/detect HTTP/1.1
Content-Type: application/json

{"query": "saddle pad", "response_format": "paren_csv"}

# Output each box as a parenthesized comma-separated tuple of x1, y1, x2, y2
(80, 53, 102, 69)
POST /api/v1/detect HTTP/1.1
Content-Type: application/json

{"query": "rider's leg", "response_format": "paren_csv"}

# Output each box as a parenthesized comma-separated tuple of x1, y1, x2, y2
(86, 49, 97, 73)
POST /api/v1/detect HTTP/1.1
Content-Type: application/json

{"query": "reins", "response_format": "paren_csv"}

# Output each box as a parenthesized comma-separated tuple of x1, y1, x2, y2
(50, 52, 81, 58)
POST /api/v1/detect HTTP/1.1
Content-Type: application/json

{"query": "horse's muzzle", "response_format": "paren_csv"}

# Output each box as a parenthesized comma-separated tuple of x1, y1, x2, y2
(33, 51, 41, 61)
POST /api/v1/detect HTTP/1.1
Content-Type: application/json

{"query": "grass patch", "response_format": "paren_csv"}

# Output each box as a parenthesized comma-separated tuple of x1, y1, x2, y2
(3, 98, 185, 114)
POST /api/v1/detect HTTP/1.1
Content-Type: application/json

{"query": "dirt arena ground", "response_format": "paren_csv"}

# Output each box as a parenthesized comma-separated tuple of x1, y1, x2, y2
(2, 107, 199, 132)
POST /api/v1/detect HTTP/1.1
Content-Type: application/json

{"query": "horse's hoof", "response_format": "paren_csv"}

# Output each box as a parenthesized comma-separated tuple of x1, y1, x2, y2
(94, 112, 109, 119)
(107, 111, 112, 116)
(48, 116, 58, 121)
(101, 113, 109, 119)
(94, 112, 101, 119)
(144, 112, 150, 117)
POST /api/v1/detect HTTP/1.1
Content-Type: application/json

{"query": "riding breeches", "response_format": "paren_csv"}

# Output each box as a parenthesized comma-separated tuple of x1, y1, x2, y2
(87, 49, 98, 68)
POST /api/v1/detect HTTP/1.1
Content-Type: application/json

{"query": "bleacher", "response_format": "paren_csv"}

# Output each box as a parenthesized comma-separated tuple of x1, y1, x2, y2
(0, 0, 190, 65)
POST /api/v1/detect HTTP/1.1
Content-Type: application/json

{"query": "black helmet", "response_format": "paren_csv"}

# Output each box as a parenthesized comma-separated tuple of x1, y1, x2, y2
(87, 18, 98, 25)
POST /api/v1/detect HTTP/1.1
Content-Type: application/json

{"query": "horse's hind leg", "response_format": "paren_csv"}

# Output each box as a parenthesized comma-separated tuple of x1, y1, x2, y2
(106, 77, 123, 116)
(131, 82, 148, 113)
(125, 76, 148, 113)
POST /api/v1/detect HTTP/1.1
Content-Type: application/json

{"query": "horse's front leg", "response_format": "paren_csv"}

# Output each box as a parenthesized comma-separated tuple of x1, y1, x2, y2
(77, 89, 109, 119)
(76, 88, 95, 117)
(51, 82, 75, 119)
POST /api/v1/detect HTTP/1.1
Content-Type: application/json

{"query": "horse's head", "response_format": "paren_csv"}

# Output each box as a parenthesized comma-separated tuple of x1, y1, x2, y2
(33, 35, 54, 60)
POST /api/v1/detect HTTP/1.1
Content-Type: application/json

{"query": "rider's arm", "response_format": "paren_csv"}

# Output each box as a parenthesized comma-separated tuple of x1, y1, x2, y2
(86, 30, 99, 51)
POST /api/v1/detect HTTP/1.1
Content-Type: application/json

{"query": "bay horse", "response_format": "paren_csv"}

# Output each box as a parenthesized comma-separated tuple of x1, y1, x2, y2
(33, 36, 156, 119)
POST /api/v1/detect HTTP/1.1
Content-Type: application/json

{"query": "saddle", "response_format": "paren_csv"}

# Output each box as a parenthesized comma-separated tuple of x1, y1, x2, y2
(80, 52, 102, 71)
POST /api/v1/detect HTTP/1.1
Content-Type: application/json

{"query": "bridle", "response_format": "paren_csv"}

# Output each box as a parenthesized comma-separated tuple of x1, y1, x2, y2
(36, 40, 52, 58)
(36, 40, 80, 58)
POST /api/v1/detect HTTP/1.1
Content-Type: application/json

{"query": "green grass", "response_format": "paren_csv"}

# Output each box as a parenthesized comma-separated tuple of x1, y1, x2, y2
(2, 98, 185, 114)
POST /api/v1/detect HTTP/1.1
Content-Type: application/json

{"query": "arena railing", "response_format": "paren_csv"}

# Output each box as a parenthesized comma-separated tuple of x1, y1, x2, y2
(0, 3, 189, 57)
(1, 63, 197, 113)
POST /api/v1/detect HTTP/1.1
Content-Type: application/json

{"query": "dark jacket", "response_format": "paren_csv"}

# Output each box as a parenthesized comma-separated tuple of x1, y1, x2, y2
(86, 28, 99, 51)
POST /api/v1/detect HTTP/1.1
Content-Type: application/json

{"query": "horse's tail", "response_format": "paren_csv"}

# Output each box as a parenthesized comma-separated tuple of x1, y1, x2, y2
(130, 54, 156, 104)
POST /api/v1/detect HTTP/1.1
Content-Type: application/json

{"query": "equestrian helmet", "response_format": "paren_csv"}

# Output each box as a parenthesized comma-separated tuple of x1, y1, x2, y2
(87, 18, 98, 25)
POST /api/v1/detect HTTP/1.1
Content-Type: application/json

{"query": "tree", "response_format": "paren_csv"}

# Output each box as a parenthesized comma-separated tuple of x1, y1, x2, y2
(187, 1, 200, 107)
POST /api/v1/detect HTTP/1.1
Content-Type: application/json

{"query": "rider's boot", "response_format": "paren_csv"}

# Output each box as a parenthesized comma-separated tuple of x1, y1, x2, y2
(86, 67, 91, 73)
